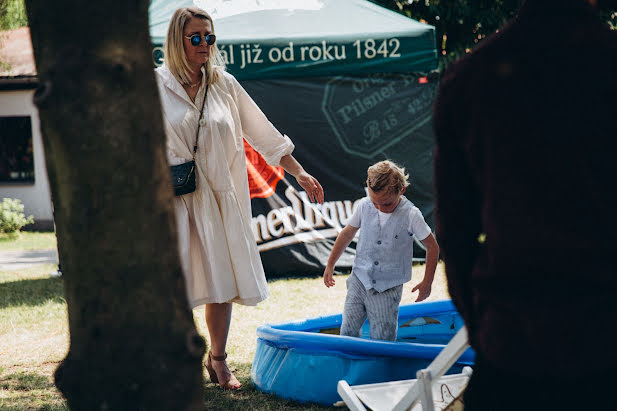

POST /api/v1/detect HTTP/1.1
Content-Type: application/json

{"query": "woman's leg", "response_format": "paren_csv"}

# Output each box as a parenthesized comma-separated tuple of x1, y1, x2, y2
(206, 302, 232, 356)
(205, 303, 241, 389)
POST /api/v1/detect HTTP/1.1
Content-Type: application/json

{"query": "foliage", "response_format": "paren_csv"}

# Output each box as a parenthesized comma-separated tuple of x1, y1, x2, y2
(605, 10, 617, 30)
(372, 0, 617, 69)
(0, 0, 27, 30)
(0, 198, 33, 235)
(372, 0, 520, 68)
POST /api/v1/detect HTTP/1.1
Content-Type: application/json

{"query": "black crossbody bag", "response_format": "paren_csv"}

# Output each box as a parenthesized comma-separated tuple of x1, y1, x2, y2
(170, 84, 208, 196)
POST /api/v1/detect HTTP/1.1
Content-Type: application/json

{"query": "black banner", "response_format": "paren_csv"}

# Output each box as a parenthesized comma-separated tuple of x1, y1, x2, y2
(243, 73, 438, 277)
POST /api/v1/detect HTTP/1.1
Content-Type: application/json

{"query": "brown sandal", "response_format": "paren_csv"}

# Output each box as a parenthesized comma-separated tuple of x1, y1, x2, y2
(205, 351, 242, 390)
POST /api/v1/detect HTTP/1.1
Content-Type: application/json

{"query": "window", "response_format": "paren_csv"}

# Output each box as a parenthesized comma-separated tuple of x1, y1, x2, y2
(0, 116, 34, 183)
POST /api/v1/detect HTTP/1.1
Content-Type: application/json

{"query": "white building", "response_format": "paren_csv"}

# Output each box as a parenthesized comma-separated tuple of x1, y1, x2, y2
(0, 27, 53, 230)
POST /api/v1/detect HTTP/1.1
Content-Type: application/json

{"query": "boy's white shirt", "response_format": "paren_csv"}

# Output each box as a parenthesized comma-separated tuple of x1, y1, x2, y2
(376, 209, 391, 228)
(347, 197, 432, 240)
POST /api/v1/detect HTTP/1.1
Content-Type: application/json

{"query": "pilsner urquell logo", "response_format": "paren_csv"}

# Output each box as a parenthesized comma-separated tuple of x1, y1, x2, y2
(322, 73, 437, 159)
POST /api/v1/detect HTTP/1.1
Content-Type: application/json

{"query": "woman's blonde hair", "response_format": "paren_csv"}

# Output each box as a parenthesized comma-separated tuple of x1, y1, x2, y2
(366, 160, 410, 195)
(164, 6, 226, 86)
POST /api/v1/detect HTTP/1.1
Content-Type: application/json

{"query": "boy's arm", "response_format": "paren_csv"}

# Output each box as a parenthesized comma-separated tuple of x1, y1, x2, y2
(411, 233, 440, 302)
(323, 224, 359, 287)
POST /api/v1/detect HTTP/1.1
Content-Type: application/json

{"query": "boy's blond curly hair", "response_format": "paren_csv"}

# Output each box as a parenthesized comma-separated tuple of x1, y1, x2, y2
(366, 160, 410, 195)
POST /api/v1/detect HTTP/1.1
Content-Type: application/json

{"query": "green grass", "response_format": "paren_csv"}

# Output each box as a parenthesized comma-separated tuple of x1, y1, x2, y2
(0, 262, 68, 411)
(0, 232, 57, 251)
(0, 234, 451, 410)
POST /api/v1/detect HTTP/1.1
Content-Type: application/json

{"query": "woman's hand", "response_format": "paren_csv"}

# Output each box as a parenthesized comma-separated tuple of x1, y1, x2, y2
(296, 171, 324, 204)
(279, 154, 324, 203)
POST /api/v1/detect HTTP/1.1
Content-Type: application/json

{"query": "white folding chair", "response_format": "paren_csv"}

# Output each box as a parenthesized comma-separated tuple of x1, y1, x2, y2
(337, 326, 472, 411)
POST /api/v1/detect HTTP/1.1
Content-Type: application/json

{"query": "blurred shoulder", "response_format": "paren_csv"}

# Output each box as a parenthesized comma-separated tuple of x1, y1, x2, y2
(355, 196, 371, 212)
(154, 65, 172, 82)
(154, 65, 176, 93)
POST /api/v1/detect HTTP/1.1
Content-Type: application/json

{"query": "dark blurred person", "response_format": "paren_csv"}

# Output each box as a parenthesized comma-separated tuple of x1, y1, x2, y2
(433, 0, 617, 409)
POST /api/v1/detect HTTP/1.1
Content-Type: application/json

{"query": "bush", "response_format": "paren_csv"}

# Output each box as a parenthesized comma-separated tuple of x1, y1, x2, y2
(0, 0, 28, 31)
(0, 198, 34, 234)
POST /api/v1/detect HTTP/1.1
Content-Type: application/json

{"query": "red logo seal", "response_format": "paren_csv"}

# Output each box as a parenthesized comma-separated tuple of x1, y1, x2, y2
(244, 139, 285, 199)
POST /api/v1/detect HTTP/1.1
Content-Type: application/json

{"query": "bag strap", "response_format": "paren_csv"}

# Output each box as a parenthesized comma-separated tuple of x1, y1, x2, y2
(192, 84, 209, 161)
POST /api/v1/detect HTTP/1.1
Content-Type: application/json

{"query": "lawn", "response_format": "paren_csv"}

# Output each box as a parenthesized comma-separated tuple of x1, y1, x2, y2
(0, 233, 451, 410)
(0, 232, 57, 252)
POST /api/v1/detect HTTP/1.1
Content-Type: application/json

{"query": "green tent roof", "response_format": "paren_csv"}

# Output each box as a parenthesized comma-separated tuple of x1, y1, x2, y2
(149, 0, 437, 80)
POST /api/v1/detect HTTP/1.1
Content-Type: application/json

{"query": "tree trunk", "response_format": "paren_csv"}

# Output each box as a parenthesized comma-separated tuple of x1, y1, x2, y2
(24, 1, 206, 409)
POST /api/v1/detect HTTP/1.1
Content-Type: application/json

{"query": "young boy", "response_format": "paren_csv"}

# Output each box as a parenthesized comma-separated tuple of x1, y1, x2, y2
(323, 160, 439, 341)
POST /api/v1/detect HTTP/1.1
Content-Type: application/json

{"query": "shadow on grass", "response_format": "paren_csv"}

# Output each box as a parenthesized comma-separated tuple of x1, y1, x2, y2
(0, 371, 50, 391)
(0, 371, 68, 411)
(0, 277, 65, 309)
(0, 363, 335, 410)
(204, 361, 338, 410)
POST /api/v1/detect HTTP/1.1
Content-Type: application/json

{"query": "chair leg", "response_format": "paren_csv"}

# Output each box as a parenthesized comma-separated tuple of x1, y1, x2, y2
(337, 380, 368, 411)
(418, 369, 435, 411)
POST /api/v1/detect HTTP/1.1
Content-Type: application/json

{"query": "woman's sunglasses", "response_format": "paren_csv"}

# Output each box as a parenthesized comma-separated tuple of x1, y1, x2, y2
(184, 34, 216, 47)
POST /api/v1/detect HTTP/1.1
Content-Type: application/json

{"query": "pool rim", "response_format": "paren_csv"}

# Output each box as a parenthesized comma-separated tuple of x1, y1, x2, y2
(256, 299, 475, 363)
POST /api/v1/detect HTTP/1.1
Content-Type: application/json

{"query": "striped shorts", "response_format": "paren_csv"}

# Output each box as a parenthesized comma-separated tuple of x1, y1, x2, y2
(340, 273, 403, 341)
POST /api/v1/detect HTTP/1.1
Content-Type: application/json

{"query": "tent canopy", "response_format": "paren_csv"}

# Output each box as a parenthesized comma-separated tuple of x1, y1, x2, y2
(149, 0, 437, 80)
(148, 0, 439, 276)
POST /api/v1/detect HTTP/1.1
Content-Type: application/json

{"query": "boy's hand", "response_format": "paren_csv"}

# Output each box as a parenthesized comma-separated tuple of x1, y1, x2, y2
(323, 266, 336, 287)
(414, 233, 438, 302)
(412, 281, 432, 302)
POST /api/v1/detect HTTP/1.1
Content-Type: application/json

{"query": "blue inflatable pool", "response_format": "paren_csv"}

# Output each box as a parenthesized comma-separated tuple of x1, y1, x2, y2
(251, 299, 475, 406)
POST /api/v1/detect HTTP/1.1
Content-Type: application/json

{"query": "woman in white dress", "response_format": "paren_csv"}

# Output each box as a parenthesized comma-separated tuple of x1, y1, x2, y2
(156, 7, 324, 390)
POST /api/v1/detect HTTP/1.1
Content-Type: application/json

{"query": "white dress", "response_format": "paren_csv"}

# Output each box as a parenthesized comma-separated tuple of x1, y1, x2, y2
(155, 65, 294, 307)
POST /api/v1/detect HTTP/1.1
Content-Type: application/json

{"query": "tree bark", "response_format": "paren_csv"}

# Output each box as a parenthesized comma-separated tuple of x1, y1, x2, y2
(24, 1, 206, 409)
